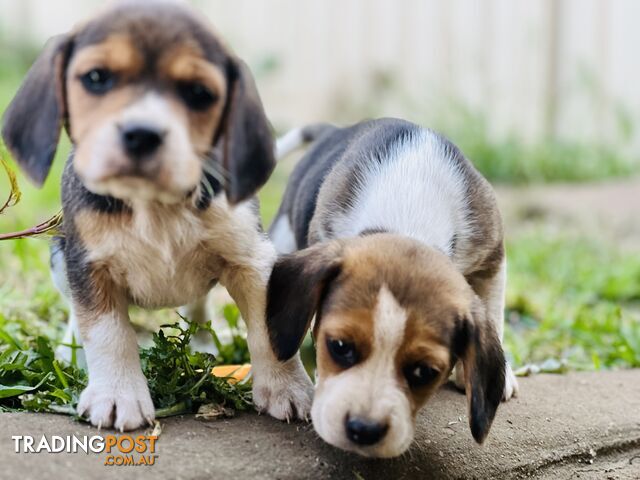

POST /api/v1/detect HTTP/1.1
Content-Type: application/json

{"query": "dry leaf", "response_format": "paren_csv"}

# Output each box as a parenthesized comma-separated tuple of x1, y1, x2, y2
(195, 403, 235, 420)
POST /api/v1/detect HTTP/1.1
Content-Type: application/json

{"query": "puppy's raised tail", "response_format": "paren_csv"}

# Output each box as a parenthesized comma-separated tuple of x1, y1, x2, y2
(275, 123, 335, 160)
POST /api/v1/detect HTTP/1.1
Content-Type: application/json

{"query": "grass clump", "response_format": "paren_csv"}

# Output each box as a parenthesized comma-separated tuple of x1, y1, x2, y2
(142, 317, 252, 417)
(0, 313, 252, 417)
(0, 328, 86, 414)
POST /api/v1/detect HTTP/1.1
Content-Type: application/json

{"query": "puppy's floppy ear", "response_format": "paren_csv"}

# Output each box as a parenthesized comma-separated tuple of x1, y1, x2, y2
(454, 297, 506, 444)
(218, 57, 275, 204)
(266, 241, 344, 361)
(1, 34, 73, 186)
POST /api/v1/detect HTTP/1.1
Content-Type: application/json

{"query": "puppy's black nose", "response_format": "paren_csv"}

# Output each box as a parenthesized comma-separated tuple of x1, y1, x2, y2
(345, 416, 389, 446)
(120, 124, 164, 158)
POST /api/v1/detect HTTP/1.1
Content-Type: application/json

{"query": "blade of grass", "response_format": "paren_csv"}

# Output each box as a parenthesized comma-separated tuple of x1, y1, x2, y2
(0, 210, 63, 240)
(52, 360, 69, 389)
(0, 328, 24, 350)
(0, 150, 21, 214)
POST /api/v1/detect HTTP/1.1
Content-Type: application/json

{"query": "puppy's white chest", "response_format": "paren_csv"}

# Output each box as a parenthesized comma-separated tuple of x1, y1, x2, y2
(121, 236, 219, 309)
(84, 207, 221, 309)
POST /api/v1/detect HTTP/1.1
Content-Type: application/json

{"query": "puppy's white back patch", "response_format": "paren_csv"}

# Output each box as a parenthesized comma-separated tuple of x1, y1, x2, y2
(373, 285, 408, 354)
(332, 129, 470, 257)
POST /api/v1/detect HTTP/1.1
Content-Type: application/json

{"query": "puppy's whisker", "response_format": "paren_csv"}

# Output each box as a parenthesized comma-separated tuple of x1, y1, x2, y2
(199, 178, 215, 200)
(201, 158, 228, 185)
(201, 161, 226, 182)
(207, 159, 230, 181)
(207, 158, 230, 179)
(201, 179, 214, 197)
(201, 152, 231, 181)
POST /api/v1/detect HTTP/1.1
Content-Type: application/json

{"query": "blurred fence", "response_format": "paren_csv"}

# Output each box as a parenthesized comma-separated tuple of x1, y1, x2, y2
(1, 0, 639, 144)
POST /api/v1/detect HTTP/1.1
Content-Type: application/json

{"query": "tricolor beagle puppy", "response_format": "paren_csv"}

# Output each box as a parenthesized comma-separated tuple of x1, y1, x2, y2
(1, 1, 313, 430)
(267, 119, 519, 457)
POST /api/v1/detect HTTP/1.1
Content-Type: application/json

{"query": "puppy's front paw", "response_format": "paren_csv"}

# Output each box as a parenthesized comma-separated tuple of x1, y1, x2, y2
(502, 362, 519, 400)
(77, 377, 155, 431)
(252, 357, 313, 421)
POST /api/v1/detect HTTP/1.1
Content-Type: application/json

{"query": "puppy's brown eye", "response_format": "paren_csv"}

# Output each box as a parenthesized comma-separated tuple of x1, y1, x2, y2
(177, 81, 217, 111)
(403, 362, 438, 389)
(326, 338, 358, 368)
(80, 68, 115, 94)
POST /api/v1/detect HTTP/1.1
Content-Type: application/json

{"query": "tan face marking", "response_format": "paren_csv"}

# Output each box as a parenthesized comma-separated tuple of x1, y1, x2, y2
(313, 285, 415, 457)
(69, 35, 143, 82)
(160, 44, 227, 153)
(65, 34, 228, 203)
(317, 308, 373, 377)
(310, 234, 474, 457)
(67, 34, 144, 143)
(398, 314, 453, 413)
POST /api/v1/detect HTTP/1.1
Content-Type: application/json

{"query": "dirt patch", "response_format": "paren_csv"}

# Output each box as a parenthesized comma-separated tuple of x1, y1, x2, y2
(497, 176, 640, 250)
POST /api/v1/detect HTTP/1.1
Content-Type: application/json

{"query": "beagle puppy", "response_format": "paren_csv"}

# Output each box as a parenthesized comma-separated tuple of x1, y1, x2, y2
(267, 119, 519, 457)
(1, 1, 313, 430)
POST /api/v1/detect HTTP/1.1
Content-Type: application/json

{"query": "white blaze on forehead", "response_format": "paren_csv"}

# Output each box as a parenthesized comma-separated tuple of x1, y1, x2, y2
(311, 284, 414, 457)
(373, 285, 408, 355)
(120, 92, 173, 128)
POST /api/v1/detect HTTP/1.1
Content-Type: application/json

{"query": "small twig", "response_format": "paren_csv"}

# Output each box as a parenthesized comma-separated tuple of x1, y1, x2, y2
(0, 211, 64, 240)
(0, 146, 64, 240)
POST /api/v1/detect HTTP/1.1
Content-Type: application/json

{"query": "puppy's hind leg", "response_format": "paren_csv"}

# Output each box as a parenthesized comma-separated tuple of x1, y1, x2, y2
(484, 258, 518, 400)
(178, 295, 209, 325)
(459, 257, 518, 400)
(51, 238, 85, 367)
(178, 293, 218, 355)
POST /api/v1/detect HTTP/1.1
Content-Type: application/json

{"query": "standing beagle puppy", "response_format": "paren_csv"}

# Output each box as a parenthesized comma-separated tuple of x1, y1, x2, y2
(267, 119, 518, 457)
(1, 1, 313, 430)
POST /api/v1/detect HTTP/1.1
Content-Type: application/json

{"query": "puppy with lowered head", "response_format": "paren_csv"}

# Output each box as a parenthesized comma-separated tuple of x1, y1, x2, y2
(267, 119, 518, 457)
(2, 0, 313, 430)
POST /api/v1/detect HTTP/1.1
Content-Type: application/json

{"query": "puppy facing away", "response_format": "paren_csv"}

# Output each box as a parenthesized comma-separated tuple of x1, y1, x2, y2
(267, 119, 519, 457)
(1, 1, 313, 430)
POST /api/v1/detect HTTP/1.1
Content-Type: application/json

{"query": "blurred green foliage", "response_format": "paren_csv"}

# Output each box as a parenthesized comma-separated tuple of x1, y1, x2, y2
(505, 228, 640, 370)
(442, 107, 639, 184)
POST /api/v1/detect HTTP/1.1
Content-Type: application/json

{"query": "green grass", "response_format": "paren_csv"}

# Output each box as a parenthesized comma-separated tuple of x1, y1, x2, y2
(504, 229, 640, 370)
(0, 314, 252, 416)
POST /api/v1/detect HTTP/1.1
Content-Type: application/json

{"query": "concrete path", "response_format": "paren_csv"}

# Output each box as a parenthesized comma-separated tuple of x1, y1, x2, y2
(2, 370, 639, 480)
